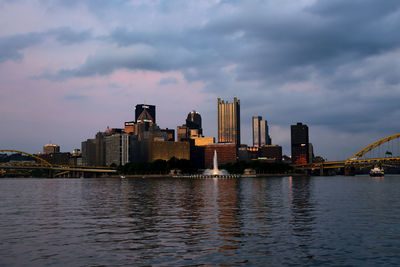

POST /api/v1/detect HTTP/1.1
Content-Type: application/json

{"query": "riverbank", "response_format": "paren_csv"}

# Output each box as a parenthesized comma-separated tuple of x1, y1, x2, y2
(109, 173, 308, 178)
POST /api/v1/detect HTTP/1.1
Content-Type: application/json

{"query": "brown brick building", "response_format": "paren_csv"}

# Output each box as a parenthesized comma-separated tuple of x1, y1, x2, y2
(204, 144, 237, 168)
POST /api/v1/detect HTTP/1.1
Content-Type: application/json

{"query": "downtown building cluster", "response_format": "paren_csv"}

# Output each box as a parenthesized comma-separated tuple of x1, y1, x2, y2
(39, 97, 321, 168)
(81, 104, 189, 167)
(80, 101, 239, 169)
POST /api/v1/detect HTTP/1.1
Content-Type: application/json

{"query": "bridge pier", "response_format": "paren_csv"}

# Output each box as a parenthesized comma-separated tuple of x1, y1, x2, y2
(320, 165, 324, 176)
(345, 167, 355, 176)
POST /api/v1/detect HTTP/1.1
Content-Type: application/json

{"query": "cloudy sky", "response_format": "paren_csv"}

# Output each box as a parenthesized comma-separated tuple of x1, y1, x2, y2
(1, 0, 400, 160)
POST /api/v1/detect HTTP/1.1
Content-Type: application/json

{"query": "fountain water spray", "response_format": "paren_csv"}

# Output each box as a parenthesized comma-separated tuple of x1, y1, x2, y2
(212, 150, 219, 175)
(203, 150, 229, 176)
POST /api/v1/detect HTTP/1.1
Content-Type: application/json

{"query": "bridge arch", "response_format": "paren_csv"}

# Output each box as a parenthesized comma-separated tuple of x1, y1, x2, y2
(0, 149, 53, 167)
(345, 133, 400, 164)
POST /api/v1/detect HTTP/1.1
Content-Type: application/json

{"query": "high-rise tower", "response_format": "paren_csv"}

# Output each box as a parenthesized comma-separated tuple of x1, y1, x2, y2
(252, 116, 270, 147)
(186, 110, 202, 135)
(291, 122, 309, 164)
(217, 97, 240, 145)
(252, 116, 261, 147)
(135, 104, 156, 124)
(177, 110, 203, 141)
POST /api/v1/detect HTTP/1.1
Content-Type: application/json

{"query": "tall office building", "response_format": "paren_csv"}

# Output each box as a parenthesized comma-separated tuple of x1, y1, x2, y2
(135, 104, 156, 124)
(218, 97, 240, 145)
(81, 132, 106, 166)
(105, 133, 137, 166)
(177, 110, 203, 141)
(252, 116, 270, 147)
(291, 122, 309, 164)
(252, 116, 261, 147)
(186, 110, 202, 135)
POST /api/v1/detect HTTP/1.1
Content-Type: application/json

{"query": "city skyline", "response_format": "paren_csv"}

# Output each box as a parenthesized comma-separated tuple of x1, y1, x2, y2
(1, 1, 400, 161)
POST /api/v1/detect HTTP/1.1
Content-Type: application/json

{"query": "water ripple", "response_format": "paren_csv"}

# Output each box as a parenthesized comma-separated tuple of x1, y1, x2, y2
(1, 176, 400, 266)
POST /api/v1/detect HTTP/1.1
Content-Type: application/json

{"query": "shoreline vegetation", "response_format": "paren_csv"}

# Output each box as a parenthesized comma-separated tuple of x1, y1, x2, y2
(1, 157, 298, 178)
(116, 157, 294, 176)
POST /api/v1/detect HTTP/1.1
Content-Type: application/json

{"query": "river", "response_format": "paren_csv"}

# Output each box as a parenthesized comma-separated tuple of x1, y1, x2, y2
(1, 175, 400, 266)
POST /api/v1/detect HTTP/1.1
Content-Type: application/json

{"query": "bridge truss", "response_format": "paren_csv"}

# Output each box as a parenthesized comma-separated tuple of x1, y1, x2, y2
(0, 149, 116, 177)
(294, 133, 400, 174)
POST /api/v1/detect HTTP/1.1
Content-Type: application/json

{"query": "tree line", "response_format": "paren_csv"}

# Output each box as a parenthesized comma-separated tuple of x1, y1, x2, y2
(220, 161, 293, 174)
(115, 157, 292, 175)
(116, 157, 197, 174)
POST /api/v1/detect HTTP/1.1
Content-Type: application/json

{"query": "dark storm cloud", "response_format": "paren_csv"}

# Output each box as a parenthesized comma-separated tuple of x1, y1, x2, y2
(229, 1, 400, 82)
(44, 25, 236, 80)
(38, 45, 171, 80)
(46, 0, 400, 86)
(0, 27, 92, 64)
(33, 0, 400, 141)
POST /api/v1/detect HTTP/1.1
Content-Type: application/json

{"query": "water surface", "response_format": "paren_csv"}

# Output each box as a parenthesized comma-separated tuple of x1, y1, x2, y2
(1, 176, 400, 266)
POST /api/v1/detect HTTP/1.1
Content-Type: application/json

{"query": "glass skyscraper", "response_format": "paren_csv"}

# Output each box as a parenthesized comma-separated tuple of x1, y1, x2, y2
(218, 97, 240, 145)
(252, 116, 269, 147)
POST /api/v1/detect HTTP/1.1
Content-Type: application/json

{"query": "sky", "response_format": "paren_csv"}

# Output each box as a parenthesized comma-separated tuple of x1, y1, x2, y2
(1, 0, 400, 160)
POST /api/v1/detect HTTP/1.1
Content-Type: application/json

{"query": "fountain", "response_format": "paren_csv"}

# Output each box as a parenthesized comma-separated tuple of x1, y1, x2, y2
(203, 150, 229, 176)
(172, 150, 239, 179)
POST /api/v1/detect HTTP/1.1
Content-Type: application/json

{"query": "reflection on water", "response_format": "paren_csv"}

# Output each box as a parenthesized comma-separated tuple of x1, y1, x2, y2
(1, 176, 400, 266)
(288, 176, 315, 261)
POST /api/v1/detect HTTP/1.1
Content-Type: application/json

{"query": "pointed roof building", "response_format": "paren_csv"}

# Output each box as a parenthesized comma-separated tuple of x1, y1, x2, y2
(137, 109, 154, 123)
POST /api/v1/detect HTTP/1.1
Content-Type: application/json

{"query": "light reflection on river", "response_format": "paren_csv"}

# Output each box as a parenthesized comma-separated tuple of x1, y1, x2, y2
(1, 176, 400, 266)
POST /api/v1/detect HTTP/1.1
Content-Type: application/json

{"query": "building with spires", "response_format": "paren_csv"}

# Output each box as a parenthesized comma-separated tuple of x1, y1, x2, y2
(217, 97, 240, 145)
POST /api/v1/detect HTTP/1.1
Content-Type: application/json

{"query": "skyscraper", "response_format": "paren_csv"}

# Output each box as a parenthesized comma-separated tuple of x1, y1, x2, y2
(81, 132, 106, 166)
(260, 120, 271, 146)
(105, 133, 136, 166)
(177, 110, 203, 141)
(186, 110, 202, 136)
(252, 116, 270, 147)
(135, 104, 156, 124)
(252, 116, 261, 147)
(218, 97, 240, 145)
(291, 122, 309, 164)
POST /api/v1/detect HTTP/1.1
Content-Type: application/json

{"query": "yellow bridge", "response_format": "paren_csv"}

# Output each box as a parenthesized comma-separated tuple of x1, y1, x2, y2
(294, 133, 400, 175)
(0, 149, 117, 178)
